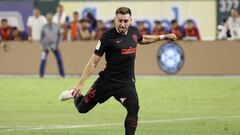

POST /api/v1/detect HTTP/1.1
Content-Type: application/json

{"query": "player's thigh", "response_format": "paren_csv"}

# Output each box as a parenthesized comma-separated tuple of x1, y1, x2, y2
(114, 84, 138, 105)
(85, 78, 120, 103)
(74, 95, 98, 113)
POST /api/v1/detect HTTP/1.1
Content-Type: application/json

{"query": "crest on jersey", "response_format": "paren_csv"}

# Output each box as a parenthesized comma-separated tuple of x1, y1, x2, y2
(157, 41, 184, 74)
(132, 35, 138, 42)
(96, 40, 101, 50)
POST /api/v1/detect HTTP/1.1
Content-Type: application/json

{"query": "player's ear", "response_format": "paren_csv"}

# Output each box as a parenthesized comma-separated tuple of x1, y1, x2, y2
(129, 17, 132, 24)
(114, 16, 117, 24)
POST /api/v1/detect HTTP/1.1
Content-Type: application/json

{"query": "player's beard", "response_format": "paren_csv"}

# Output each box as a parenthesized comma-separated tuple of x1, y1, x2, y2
(117, 26, 128, 35)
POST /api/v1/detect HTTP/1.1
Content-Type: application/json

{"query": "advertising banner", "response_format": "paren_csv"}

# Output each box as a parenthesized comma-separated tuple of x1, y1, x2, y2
(61, 0, 216, 40)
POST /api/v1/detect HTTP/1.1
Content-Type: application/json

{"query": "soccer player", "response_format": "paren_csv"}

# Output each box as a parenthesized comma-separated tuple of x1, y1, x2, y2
(59, 7, 176, 135)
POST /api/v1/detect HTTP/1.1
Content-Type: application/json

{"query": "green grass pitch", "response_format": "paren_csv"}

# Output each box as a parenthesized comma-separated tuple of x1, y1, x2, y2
(0, 76, 240, 135)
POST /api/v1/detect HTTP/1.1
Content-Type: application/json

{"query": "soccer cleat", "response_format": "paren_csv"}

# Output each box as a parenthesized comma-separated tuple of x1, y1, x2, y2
(58, 89, 74, 101)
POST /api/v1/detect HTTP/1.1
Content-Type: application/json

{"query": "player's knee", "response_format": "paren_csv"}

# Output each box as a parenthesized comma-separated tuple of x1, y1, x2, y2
(76, 102, 91, 113)
(77, 107, 89, 114)
(74, 97, 90, 113)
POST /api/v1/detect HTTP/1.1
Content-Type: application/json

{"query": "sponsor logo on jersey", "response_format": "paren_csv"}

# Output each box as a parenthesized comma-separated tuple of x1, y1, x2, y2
(121, 47, 136, 55)
(132, 35, 138, 42)
(116, 39, 122, 44)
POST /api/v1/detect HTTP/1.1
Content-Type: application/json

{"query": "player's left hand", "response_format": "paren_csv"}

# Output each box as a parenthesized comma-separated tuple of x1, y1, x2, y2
(72, 88, 81, 97)
(72, 83, 84, 97)
(165, 34, 177, 41)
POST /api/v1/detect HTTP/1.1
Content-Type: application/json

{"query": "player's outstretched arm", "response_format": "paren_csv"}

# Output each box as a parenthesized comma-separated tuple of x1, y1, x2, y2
(139, 34, 177, 45)
(72, 54, 101, 96)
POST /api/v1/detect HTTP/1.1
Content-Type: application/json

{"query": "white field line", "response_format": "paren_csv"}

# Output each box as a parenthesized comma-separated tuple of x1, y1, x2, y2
(0, 115, 240, 132)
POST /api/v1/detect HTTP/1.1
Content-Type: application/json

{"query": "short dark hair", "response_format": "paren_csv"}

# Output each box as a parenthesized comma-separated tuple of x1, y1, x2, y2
(171, 19, 177, 24)
(186, 19, 194, 23)
(33, 7, 40, 11)
(12, 26, 18, 31)
(154, 20, 162, 24)
(115, 7, 131, 16)
(79, 19, 89, 23)
(1, 18, 8, 23)
(58, 4, 63, 8)
(73, 11, 78, 15)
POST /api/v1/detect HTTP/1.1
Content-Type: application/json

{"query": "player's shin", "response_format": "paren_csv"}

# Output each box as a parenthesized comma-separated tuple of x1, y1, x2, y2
(123, 98, 140, 135)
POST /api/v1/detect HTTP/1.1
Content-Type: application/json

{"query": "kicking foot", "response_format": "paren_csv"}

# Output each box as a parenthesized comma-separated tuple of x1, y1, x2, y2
(58, 89, 74, 101)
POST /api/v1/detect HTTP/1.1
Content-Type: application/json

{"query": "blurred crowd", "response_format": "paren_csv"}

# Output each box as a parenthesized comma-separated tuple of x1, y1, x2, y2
(0, 4, 202, 42)
(1, 5, 239, 42)
(0, 5, 110, 42)
(0, 18, 28, 41)
(137, 19, 201, 40)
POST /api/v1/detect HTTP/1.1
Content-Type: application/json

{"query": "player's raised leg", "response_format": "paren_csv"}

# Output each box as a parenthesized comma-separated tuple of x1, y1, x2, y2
(73, 94, 98, 113)
(59, 86, 98, 113)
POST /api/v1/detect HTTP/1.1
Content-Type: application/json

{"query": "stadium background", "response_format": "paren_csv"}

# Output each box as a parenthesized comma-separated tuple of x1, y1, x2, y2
(1, 0, 240, 135)
(1, 0, 240, 75)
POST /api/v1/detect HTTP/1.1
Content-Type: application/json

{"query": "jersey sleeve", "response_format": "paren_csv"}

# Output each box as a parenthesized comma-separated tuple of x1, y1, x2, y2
(94, 36, 108, 56)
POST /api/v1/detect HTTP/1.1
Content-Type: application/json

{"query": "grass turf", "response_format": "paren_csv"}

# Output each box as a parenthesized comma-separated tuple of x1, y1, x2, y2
(0, 76, 240, 135)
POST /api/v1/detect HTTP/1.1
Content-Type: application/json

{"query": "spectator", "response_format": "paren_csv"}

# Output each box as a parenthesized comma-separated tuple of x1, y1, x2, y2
(79, 19, 91, 40)
(0, 18, 12, 40)
(12, 27, 24, 41)
(53, 4, 68, 40)
(95, 20, 106, 39)
(70, 11, 80, 41)
(170, 19, 182, 40)
(152, 21, 167, 35)
(217, 18, 231, 39)
(218, 8, 240, 40)
(39, 13, 65, 78)
(27, 8, 47, 41)
(53, 4, 67, 26)
(85, 12, 97, 32)
(84, 12, 97, 39)
(108, 19, 115, 30)
(183, 19, 201, 40)
(136, 21, 150, 35)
